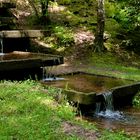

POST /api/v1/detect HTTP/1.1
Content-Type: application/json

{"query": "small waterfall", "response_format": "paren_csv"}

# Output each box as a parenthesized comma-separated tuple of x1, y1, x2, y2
(95, 102, 101, 114)
(103, 91, 114, 111)
(42, 66, 54, 81)
(42, 66, 64, 82)
(95, 91, 124, 120)
(0, 37, 4, 54)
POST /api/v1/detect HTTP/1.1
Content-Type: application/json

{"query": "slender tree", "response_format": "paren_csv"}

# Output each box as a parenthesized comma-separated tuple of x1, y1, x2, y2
(94, 0, 105, 52)
(40, 0, 50, 24)
(27, 0, 50, 24)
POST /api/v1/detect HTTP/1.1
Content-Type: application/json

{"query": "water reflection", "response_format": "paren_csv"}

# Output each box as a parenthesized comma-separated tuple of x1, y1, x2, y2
(43, 73, 133, 93)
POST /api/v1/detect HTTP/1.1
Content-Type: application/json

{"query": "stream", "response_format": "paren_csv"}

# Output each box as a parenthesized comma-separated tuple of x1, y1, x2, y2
(87, 107, 140, 135)
(43, 72, 140, 135)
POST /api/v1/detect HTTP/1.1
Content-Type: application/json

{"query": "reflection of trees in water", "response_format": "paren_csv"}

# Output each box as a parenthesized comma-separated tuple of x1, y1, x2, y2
(46, 74, 132, 93)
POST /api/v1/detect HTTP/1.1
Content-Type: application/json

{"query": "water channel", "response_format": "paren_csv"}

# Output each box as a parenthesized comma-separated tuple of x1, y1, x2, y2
(43, 73, 133, 93)
(43, 72, 140, 135)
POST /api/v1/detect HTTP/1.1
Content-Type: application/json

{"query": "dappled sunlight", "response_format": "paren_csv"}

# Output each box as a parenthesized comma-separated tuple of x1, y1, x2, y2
(74, 29, 95, 45)
(1, 105, 18, 115)
(49, 5, 66, 13)
(40, 98, 58, 109)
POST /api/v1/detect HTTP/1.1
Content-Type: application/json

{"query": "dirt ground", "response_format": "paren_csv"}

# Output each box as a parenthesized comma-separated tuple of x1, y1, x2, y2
(62, 121, 100, 140)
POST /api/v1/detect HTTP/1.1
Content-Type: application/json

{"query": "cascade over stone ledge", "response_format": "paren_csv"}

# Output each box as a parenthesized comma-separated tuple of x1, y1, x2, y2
(61, 78, 140, 109)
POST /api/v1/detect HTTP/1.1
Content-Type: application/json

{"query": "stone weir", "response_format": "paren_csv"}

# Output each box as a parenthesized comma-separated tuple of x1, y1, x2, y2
(96, 82, 140, 109)
(0, 51, 63, 71)
(62, 82, 140, 109)
(0, 51, 63, 80)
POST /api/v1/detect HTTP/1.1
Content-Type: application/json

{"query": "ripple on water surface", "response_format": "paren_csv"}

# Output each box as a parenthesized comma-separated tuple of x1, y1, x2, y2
(91, 107, 140, 135)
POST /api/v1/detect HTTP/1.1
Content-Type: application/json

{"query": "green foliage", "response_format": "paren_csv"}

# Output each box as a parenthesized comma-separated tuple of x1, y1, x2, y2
(54, 26, 73, 44)
(57, 0, 97, 29)
(58, 0, 72, 5)
(133, 92, 140, 108)
(118, 1, 139, 30)
(105, 19, 120, 38)
(105, 1, 119, 18)
(115, 7, 138, 30)
(40, 25, 74, 50)
(53, 26, 74, 47)
(104, 0, 140, 52)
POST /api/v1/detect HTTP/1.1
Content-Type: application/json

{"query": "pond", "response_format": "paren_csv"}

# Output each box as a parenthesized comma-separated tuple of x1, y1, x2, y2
(44, 73, 133, 93)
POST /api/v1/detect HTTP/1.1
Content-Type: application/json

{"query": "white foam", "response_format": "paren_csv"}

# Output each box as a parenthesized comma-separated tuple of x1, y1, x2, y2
(96, 109, 124, 120)
(43, 77, 64, 82)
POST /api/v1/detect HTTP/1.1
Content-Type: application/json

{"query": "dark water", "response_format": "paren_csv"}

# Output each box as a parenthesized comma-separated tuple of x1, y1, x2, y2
(44, 73, 133, 93)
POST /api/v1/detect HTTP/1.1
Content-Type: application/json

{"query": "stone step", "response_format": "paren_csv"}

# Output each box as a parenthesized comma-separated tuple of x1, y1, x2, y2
(0, 0, 16, 8)
(0, 30, 49, 38)
(0, 51, 63, 71)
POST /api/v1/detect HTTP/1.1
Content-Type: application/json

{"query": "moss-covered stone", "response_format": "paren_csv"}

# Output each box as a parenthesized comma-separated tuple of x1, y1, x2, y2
(62, 89, 96, 105)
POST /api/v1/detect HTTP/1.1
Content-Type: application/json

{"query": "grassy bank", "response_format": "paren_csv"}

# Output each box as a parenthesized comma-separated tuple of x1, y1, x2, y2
(0, 80, 139, 139)
(0, 80, 78, 139)
(72, 52, 140, 82)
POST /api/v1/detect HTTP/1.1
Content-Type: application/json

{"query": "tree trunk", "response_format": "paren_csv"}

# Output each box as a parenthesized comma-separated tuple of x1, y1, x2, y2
(94, 0, 105, 52)
(41, 0, 49, 17)
(40, 0, 50, 24)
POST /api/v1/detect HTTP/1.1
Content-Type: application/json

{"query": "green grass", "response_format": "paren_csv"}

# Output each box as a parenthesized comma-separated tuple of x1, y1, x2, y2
(0, 80, 139, 139)
(100, 130, 138, 140)
(0, 80, 78, 139)
(82, 52, 140, 81)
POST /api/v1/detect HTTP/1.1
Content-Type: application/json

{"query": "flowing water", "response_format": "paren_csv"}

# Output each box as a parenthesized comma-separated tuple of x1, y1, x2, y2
(95, 91, 123, 119)
(88, 107, 140, 135)
(93, 91, 140, 135)
(42, 66, 64, 81)
(0, 37, 4, 55)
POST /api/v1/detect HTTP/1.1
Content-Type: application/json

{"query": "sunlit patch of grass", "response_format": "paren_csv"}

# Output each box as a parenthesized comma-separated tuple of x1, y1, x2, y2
(0, 80, 79, 139)
(85, 52, 140, 81)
